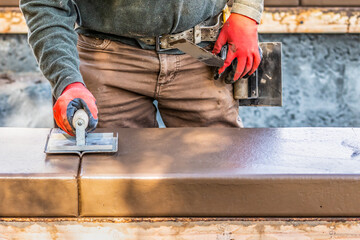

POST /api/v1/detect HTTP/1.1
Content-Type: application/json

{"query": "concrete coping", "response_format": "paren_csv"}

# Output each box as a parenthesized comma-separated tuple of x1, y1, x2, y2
(1, 7, 360, 34)
(0, 128, 79, 217)
(1, 127, 360, 217)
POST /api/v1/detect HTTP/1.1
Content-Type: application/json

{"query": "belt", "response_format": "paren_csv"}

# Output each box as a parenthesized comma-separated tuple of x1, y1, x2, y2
(138, 13, 222, 51)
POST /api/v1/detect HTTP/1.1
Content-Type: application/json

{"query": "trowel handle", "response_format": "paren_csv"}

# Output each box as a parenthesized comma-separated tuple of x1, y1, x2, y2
(72, 109, 89, 130)
(233, 78, 248, 100)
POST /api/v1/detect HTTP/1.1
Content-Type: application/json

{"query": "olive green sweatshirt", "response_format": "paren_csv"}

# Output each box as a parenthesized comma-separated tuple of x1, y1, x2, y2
(20, 0, 264, 98)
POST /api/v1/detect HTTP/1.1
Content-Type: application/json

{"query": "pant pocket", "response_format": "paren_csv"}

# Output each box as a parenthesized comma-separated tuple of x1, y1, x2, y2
(77, 34, 111, 50)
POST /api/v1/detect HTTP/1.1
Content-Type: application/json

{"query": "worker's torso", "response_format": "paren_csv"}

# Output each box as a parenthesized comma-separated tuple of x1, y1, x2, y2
(73, 0, 227, 38)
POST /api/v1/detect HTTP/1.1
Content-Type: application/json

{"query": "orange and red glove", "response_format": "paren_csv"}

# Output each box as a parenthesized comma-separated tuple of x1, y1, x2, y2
(213, 13, 261, 81)
(53, 82, 98, 136)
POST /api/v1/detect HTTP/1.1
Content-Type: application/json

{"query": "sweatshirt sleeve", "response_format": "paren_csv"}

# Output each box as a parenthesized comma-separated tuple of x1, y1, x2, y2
(232, 0, 264, 24)
(20, 0, 84, 99)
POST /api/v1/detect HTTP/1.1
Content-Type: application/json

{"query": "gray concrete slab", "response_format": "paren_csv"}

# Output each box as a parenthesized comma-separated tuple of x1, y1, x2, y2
(80, 128, 360, 217)
(0, 128, 79, 217)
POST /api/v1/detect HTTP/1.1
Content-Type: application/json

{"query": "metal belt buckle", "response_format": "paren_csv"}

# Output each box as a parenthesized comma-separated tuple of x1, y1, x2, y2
(155, 36, 162, 51)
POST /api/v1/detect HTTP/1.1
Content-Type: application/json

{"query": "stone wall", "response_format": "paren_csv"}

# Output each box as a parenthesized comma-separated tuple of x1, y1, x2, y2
(0, 34, 52, 127)
(1, 34, 359, 128)
(240, 34, 360, 127)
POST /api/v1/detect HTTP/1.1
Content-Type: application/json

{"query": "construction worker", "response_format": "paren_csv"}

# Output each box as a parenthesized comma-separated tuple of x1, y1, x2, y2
(20, 0, 263, 135)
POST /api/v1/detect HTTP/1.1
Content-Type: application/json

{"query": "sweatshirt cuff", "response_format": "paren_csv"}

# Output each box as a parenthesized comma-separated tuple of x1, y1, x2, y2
(231, 3, 262, 24)
(53, 76, 85, 99)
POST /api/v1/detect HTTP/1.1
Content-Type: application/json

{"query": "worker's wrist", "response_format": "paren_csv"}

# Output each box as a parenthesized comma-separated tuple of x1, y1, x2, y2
(231, 3, 262, 24)
(62, 82, 86, 94)
(230, 13, 258, 26)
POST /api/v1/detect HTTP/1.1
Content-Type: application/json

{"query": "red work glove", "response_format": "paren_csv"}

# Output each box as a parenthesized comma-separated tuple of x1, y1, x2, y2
(53, 82, 98, 136)
(212, 13, 261, 81)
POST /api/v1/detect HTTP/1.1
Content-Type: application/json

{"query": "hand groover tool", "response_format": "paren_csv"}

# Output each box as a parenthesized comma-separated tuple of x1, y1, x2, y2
(45, 109, 118, 156)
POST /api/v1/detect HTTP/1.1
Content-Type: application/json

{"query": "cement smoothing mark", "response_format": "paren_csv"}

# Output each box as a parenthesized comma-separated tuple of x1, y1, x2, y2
(342, 138, 360, 158)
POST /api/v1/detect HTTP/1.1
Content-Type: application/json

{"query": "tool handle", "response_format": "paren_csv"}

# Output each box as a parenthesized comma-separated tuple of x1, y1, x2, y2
(234, 78, 248, 100)
(72, 109, 89, 130)
(72, 109, 89, 146)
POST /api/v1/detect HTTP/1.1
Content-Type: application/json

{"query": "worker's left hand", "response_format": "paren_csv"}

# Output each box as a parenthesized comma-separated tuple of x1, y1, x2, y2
(212, 13, 261, 81)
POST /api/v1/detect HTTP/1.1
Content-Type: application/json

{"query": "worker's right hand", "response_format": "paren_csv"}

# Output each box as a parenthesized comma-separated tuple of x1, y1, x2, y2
(53, 82, 98, 136)
(212, 13, 261, 82)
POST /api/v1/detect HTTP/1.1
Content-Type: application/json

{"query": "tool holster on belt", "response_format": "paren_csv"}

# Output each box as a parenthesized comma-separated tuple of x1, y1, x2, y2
(138, 13, 223, 51)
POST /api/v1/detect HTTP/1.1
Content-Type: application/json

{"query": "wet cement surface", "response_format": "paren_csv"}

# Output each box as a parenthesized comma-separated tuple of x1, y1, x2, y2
(0, 128, 79, 216)
(82, 128, 360, 175)
(80, 128, 360, 217)
(1, 127, 360, 217)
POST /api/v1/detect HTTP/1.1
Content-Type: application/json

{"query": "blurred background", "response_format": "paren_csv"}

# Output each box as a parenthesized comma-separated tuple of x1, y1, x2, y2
(0, 0, 359, 128)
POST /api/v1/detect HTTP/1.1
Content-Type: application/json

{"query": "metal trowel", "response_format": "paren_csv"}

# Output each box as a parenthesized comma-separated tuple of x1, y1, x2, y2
(45, 109, 118, 156)
(169, 39, 282, 106)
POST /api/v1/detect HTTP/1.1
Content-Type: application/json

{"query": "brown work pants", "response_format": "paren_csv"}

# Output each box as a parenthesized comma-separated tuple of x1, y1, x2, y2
(77, 34, 242, 128)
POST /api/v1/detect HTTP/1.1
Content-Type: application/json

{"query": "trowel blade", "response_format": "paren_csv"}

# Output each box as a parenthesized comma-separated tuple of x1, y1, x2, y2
(44, 128, 118, 156)
(168, 39, 224, 67)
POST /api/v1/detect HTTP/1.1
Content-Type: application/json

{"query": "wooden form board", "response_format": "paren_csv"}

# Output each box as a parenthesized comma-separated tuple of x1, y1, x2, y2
(1, 218, 360, 239)
(1, 7, 360, 34)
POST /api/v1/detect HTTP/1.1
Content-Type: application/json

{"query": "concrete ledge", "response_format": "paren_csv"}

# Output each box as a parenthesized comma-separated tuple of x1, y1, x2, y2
(80, 128, 360, 217)
(1, 217, 360, 239)
(1, 127, 360, 218)
(1, 7, 360, 34)
(259, 7, 360, 33)
(0, 128, 79, 217)
(0, 7, 27, 34)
